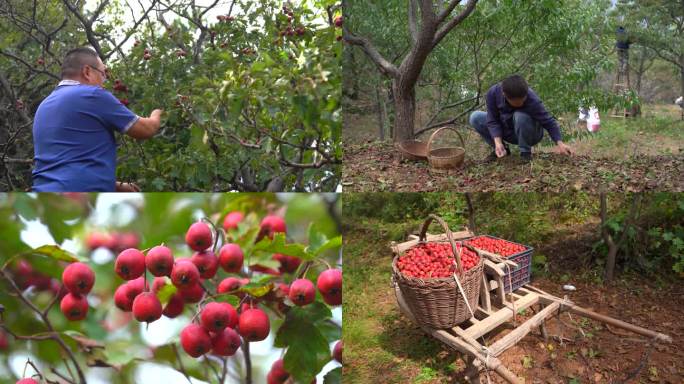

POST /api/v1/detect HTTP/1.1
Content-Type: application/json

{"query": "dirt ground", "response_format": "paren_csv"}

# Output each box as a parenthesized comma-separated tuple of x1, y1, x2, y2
(344, 224, 684, 384)
(342, 140, 684, 192)
(342, 105, 684, 192)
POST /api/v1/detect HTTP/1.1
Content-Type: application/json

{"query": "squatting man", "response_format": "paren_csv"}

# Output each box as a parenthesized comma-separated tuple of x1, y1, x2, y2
(469, 74, 575, 162)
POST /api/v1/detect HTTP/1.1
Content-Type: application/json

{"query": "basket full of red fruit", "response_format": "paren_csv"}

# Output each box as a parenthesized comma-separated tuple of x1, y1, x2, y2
(392, 214, 484, 329)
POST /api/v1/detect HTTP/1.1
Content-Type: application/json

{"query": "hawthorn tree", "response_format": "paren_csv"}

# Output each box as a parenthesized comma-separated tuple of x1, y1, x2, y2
(0, 0, 342, 191)
(0, 193, 342, 383)
(344, 0, 479, 141)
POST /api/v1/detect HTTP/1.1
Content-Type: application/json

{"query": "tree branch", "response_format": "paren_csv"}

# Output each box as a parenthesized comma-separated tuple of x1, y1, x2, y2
(432, 0, 478, 49)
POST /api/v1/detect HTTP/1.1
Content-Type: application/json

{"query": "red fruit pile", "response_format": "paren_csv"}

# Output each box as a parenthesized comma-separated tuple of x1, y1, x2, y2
(465, 236, 526, 258)
(60, 262, 95, 321)
(396, 242, 480, 279)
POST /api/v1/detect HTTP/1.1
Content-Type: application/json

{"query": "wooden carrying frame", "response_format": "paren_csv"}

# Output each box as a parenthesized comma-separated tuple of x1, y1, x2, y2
(392, 229, 673, 383)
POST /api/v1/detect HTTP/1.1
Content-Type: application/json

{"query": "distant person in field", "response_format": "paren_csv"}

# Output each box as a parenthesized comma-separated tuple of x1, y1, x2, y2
(468, 75, 574, 162)
(32, 47, 163, 192)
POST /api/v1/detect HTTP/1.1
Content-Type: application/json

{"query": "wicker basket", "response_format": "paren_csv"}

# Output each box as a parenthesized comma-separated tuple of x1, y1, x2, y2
(392, 214, 484, 329)
(396, 140, 428, 161)
(427, 126, 466, 172)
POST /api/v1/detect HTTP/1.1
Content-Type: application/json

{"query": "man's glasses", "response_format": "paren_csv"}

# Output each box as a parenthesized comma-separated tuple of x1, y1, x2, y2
(86, 65, 107, 81)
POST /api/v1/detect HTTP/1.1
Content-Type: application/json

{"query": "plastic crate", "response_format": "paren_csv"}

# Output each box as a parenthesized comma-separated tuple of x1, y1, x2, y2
(464, 235, 533, 293)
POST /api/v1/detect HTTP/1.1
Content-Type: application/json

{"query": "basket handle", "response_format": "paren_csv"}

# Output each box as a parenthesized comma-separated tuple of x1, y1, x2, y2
(426, 126, 466, 155)
(418, 214, 464, 275)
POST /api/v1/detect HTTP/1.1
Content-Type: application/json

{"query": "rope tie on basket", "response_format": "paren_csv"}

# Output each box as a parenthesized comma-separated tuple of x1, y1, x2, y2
(452, 243, 476, 320)
(504, 263, 517, 326)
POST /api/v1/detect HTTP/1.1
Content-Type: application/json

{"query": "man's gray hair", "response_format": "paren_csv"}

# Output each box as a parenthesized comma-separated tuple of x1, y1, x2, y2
(61, 47, 100, 79)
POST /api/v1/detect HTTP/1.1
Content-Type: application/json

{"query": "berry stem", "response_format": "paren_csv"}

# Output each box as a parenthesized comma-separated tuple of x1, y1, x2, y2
(242, 339, 252, 384)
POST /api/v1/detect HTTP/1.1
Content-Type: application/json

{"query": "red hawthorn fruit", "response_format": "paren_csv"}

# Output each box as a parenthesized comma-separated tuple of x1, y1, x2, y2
(217, 277, 244, 296)
(336, 35, 343, 41)
(288, 278, 315, 306)
(333, 340, 343, 363)
(191, 250, 219, 278)
(119, 98, 130, 106)
(132, 292, 162, 323)
(143, 53, 151, 60)
(114, 283, 134, 312)
(259, 215, 286, 239)
(218, 243, 243, 273)
(465, 236, 526, 258)
(238, 308, 270, 342)
(272, 254, 301, 274)
(222, 211, 244, 231)
(171, 259, 200, 288)
(162, 293, 184, 318)
(250, 264, 281, 276)
(86, 232, 113, 250)
(37, 58, 44, 65)
(317, 269, 342, 306)
(0, 329, 8, 349)
(60, 293, 89, 321)
(222, 302, 239, 328)
(185, 222, 213, 252)
(62, 262, 95, 295)
(179, 282, 205, 303)
(211, 327, 241, 356)
(334, 16, 343, 27)
(267, 359, 290, 384)
(180, 324, 212, 358)
(116, 232, 140, 250)
(146, 246, 174, 277)
(16, 379, 39, 384)
(115, 248, 146, 280)
(200, 302, 232, 332)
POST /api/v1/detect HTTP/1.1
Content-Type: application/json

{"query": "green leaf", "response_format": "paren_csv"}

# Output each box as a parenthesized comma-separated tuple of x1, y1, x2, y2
(28, 245, 82, 262)
(311, 236, 342, 257)
(275, 303, 333, 383)
(324, 367, 342, 384)
(253, 233, 310, 259)
(156, 282, 177, 305)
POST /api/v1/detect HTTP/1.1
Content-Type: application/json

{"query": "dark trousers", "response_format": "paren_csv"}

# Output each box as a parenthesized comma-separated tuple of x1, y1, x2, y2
(468, 111, 544, 153)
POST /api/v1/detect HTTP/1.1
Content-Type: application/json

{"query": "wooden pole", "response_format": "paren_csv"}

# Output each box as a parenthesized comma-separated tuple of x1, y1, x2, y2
(532, 291, 672, 343)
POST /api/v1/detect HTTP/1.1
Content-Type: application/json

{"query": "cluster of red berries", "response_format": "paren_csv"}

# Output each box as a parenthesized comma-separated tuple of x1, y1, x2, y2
(143, 48, 152, 61)
(112, 79, 130, 106)
(60, 262, 95, 321)
(465, 236, 526, 258)
(334, 16, 343, 28)
(86, 231, 139, 253)
(396, 242, 480, 279)
(9, 260, 65, 297)
(15, 99, 24, 110)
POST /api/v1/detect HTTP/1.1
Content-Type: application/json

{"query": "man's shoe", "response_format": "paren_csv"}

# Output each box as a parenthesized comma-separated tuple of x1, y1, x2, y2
(520, 152, 533, 162)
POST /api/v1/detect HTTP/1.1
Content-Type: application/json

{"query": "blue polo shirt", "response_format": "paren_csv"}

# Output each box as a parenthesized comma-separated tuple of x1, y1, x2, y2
(485, 83, 562, 143)
(32, 81, 139, 192)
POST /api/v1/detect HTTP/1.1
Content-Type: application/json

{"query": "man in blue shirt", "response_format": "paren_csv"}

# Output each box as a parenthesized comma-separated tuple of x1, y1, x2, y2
(469, 75, 574, 162)
(32, 47, 163, 191)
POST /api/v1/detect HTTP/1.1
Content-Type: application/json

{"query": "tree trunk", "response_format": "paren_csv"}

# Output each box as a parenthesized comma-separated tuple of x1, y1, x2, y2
(600, 193, 617, 283)
(465, 192, 476, 233)
(375, 82, 385, 140)
(392, 79, 417, 141)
